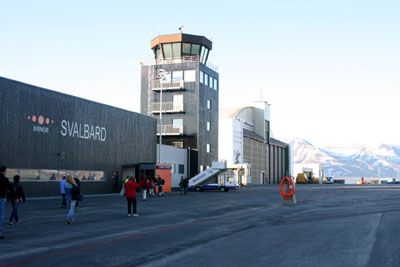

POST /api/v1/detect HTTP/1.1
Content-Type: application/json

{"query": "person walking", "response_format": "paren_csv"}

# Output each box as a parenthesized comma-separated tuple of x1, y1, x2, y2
(125, 177, 140, 217)
(157, 175, 164, 196)
(139, 176, 147, 201)
(179, 176, 184, 194)
(60, 176, 67, 208)
(7, 175, 25, 225)
(64, 175, 79, 224)
(73, 176, 81, 207)
(0, 166, 11, 239)
(182, 176, 189, 195)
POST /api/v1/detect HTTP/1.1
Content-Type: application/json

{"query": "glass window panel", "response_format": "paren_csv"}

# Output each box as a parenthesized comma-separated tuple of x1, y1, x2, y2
(182, 43, 191, 54)
(206, 144, 210, 153)
(191, 44, 200, 55)
(173, 119, 183, 128)
(184, 70, 196, 82)
(156, 45, 163, 60)
(40, 169, 59, 180)
(214, 78, 218, 90)
(207, 121, 211, 131)
(178, 164, 185, 174)
(19, 169, 40, 181)
(201, 47, 208, 63)
(200, 46, 205, 62)
(6, 169, 19, 179)
(89, 171, 104, 181)
(76, 170, 91, 180)
(207, 100, 211, 109)
(172, 43, 181, 58)
(200, 71, 204, 84)
(204, 49, 209, 63)
(204, 73, 209, 86)
(172, 71, 183, 82)
(209, 76, 213, 88)
(162, 44, 172, 58)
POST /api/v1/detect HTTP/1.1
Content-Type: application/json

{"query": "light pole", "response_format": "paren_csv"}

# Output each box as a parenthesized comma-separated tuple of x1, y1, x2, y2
(157, 69, 168, 164)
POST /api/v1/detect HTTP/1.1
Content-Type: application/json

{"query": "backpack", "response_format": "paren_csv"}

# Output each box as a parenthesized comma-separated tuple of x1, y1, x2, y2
(71, 185, 80, 200)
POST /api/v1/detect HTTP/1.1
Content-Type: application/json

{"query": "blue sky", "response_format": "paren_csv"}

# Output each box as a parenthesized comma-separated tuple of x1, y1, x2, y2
(1, 1, 399, 146)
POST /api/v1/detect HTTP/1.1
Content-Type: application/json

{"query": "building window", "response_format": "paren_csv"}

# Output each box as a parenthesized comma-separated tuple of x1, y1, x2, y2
(162, 43, 172, 58)
(207, 100, 211, 109)
(205, 73, 209, 87)
(178, 164, 185, 174)
(207, 121, 210, 131)
(173, 141, 183, 148)
(191, 44, 200, 55)
(200, 165, 204, 172)
(7, 168, 105, 181)
(200, 71, 204, 84)
(172, 43, 181, 59)
(183, 43, 191, 54)
(172, 71, 183, 82)
(209, 76, 213, 89)
(184, 70, 196, 82)
(214, 78, 218, 90)
(173, 119, 183, 129)
(206, 144, 210, 153)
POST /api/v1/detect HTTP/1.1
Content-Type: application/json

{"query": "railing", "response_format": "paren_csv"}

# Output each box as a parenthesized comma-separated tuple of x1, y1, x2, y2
(152, 102, 185, 113)
(157, 125, 184, 135)
(142, 56, 219, 73)
(151, 80, 185, 91)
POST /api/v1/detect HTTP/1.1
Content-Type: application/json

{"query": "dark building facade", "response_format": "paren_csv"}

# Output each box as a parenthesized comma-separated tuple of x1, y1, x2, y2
(141, 33, 219, 174)
(0, 77, 157, 196)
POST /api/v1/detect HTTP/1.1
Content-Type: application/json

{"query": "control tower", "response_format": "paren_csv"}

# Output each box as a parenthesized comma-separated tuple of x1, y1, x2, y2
(140, 33, 219, 174)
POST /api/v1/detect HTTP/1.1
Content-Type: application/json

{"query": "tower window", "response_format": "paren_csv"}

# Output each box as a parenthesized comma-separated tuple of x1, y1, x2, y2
(207, 100, 211, 109)
(200, 71, 204, 84)
(206, 144, 210, 153)
(184, 70, 196, 82)
(207, 121, 210, 131)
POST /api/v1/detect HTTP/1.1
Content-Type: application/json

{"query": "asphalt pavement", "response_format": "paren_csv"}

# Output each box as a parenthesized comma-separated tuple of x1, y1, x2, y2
(1, 184, 400, 267)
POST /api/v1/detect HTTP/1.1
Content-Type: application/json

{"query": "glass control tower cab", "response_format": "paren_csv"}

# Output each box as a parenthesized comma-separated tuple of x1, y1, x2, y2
(140, 33, 219, 174)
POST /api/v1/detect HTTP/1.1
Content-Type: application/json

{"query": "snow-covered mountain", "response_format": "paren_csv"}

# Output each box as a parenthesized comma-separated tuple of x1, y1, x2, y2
(291, 138, 400, 177)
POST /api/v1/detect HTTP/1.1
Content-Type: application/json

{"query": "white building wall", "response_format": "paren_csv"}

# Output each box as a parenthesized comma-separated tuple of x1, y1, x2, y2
(157, 144, 187, 187)
(219, 118, 243, 165)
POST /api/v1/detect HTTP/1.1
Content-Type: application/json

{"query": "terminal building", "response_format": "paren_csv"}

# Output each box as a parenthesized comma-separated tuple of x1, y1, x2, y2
(0, 76, 157, 196)
(140, 33, 219, 176)
(219, 101, 290, 184)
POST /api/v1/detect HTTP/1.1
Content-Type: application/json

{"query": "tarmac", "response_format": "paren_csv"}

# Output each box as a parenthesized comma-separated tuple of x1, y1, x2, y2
(1, 184, 400, 267)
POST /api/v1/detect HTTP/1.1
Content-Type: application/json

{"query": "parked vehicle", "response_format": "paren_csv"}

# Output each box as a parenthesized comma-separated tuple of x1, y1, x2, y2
(193, 183, 238, 192)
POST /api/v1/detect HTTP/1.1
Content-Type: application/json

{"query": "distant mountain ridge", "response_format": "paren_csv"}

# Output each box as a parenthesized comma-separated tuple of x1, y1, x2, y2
(291, 138, 400, 178)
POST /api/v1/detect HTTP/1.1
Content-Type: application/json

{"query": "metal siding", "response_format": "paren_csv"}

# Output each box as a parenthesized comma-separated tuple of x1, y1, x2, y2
(0, 77, 157, 195)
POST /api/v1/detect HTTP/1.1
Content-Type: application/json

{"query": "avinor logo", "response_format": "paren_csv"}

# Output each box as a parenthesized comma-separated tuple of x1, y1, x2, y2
(27, 115, 54, 133)
(60, 120, 107, 142)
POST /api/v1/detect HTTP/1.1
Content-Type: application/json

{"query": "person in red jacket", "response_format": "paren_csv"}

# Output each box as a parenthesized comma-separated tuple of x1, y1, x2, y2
(124, 177, 140, 217)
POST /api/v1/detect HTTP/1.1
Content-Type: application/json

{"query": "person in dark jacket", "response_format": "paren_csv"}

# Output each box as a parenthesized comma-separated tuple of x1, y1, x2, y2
(182, 177, 189, 195)
(124, 177, 140, 216)
(7, 175, 25, 225)
(65, 175, 79, 224)
(73, 177, 81, 207)
(0, 165, 11, 238)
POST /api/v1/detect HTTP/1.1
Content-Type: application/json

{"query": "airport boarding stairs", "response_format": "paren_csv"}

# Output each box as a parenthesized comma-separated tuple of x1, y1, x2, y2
(188, 161, 227, 187)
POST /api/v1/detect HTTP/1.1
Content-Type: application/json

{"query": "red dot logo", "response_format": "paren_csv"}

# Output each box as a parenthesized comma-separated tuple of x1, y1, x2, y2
(38, 116, 44, 125)
(32, 115, 37, 122)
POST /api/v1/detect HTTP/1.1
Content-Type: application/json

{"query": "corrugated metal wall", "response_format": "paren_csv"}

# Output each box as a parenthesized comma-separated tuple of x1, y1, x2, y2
(0, 77, 157, 196)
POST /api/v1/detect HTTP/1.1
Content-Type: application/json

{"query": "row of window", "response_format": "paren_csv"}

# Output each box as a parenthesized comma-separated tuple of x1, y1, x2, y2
(160, 70, 196, 83)
(200, 71, 218, 90)
(156, 43, 210, 64)
(5, 168, 105, 181)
